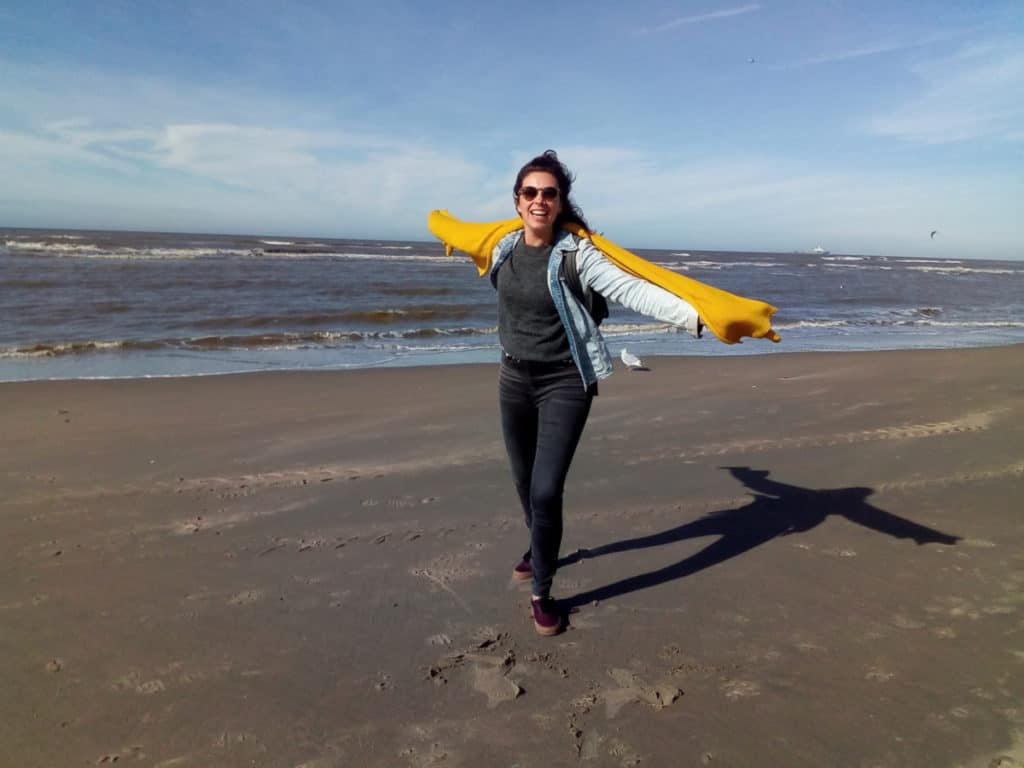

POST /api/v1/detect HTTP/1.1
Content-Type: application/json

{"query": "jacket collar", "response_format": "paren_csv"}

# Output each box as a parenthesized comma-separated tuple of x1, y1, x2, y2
(496, 226, 576, 257)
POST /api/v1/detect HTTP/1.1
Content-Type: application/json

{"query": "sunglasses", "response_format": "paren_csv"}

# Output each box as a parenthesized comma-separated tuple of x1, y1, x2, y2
(517, 185, 560, 201)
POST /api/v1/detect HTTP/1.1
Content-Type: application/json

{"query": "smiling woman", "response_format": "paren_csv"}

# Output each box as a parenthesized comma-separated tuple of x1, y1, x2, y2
(467, 150, 707, 635)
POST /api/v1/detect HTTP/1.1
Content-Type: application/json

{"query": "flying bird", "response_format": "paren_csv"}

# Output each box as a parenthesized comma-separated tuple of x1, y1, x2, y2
(747, 57, 757, 64)
(930, 230, 938, 239)
(621, 348, 647, 371)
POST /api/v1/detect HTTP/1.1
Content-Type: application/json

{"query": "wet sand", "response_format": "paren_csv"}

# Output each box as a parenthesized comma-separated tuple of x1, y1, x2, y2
(2, 346, 1023, 767)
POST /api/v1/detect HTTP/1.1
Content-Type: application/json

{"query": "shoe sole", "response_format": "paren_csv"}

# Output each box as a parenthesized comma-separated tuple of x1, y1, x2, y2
(512, 568, 532, 581)
(534, 620, 562, 636)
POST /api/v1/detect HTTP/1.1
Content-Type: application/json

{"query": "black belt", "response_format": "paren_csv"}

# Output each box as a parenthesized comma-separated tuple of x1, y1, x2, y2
(502, 352, 576, 371)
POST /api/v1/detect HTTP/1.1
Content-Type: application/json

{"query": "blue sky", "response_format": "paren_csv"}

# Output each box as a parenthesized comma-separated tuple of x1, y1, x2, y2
(1, 1, 1021, 259)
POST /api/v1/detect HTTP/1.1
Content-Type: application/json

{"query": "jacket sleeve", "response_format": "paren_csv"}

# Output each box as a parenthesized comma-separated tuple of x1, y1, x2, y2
(575, 238, 700, 334)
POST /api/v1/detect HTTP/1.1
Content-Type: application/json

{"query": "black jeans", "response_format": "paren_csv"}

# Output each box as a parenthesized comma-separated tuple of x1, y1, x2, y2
(499, 355, 594, 598)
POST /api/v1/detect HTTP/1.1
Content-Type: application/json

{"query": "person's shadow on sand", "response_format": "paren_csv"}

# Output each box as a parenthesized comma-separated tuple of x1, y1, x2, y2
(560, 465, 960, 611)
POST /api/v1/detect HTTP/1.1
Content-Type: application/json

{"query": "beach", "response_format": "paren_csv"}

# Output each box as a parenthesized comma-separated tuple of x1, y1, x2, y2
(3, 345, 1023, 767)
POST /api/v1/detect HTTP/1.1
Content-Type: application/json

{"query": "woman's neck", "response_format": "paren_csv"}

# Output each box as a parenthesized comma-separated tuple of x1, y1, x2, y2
(522, 227, 555, 247)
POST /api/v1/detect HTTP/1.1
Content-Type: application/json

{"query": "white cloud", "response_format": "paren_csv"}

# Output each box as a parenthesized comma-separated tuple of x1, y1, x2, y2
(641, 4, 761, 34)
(2, 116, 496, 237)
(866, 38, 1024, 144)
(544, 143, 1021, 257)
(1, 49, 1020, 256)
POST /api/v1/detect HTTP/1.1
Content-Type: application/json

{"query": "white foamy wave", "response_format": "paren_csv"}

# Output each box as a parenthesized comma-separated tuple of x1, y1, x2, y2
(822, 256, 866, 262)
(4, 241, 256, 260)
(323, 252, 463, 265)
(661, 259, 780, 270)
(5, 240, 99, 251)
(2, 340, 127, 358)
(774, 319, 850, 330)
(598, 321, 690, 336)
(259, 240, 294, 245)
(824, 262, 893, 270)
(894, 258, 963, 265)
(898, 319, 1024, 328)
(907, 265, 1019, 276)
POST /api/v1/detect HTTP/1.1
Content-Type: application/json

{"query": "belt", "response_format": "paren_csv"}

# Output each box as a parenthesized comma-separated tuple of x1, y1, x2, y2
(502, 352, 576, 371)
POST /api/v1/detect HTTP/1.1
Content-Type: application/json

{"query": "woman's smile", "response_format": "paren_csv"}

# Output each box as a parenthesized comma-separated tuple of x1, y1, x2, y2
(515, 170, 562, 246)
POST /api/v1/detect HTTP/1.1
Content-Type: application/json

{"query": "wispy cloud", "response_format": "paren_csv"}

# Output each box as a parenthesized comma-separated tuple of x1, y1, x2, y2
(3, 118, 495, 236)
(866, 38, 1024, 144)
(641, 4, 761, 34)
(780, 40, 919, 69)
(776, 28, 976, 70)
(549, 143, 1021, 256)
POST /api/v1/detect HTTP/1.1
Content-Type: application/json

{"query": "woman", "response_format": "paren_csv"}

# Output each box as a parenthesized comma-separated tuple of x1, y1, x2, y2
(493, 150, 702, 636)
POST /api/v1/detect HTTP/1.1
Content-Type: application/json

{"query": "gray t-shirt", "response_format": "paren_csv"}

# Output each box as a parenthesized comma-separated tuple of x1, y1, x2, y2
(496, 239, 571, 362)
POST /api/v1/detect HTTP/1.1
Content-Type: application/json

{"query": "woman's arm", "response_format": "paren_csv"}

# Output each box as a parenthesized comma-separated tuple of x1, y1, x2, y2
(575, 238, 701, 335)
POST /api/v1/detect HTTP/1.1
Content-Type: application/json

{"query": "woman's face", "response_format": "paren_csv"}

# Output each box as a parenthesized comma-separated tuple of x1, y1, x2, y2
(515, 170, 562, 245)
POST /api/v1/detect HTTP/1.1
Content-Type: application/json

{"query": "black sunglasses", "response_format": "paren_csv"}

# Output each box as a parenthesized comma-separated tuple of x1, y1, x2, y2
(518, 185, 560, 201)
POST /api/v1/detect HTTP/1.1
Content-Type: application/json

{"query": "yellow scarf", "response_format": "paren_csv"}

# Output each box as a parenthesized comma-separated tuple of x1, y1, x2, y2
(428, 210, 781, 344)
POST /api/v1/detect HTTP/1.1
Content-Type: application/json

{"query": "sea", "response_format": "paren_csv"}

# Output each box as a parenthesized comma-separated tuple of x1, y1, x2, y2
(2, 227, 1022, 382)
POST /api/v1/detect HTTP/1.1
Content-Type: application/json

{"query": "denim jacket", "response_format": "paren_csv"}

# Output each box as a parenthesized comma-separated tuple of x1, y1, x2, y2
(490, 229, 700, 389)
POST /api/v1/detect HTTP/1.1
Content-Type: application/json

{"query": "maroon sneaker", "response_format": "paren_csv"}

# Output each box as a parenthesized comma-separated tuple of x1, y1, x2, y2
(512, 559, 533, 581)
(530, 597, 562, 636)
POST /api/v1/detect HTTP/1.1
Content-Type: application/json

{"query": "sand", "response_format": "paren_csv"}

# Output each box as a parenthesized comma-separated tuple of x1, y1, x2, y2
(2, 346, 1023, 767)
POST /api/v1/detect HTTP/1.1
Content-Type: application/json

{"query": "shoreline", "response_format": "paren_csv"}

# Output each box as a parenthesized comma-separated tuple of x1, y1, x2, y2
(4, 345, 1023, 766)
(3, 339, 1024, 385)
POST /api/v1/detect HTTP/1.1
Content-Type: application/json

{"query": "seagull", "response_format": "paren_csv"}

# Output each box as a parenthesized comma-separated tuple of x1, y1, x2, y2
(930, 230, 938, 239)
(747, 56, 757, 64)
(621, 348, 647, 371)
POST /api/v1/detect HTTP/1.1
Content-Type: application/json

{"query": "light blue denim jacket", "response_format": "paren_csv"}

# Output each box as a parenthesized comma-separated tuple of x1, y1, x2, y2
(490, 229, 699, 389)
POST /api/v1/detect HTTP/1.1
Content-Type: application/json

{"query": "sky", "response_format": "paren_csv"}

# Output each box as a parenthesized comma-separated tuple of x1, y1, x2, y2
(1, 0, 1021, 259)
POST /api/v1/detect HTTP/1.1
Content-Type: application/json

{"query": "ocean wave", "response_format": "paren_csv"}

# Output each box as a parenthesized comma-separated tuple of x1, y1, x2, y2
(314, 251, 460, 264)
(774, 319, 850, 330)
(169, 305, 487, 330)
(906, 265, 1020, 276)
(772, 316, 1024, 331)
(4, 241, 251, 260)
(649, 260, 720, 271)
(3, 241, 454, 263)
(1, 326, 500, 359)
(823, 263, 893, 270)
(654, 259, 781, 270)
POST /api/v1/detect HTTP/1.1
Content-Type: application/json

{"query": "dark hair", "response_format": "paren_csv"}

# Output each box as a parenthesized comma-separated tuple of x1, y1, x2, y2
(514, 149, 591, 233)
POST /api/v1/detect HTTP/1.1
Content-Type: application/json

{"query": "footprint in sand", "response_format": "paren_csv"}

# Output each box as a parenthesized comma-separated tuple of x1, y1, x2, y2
(890, 613, 925, 630)
(607, 737, 643, 767)
(228, 589, 265, 606)
(865, 667, 895, 682)
(472, 660, 523, 708)
(721, 679, 760, 700)
(603, 668, 683, 717)
(397, 741, 452, 768)
(97, 746, 145, 764)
